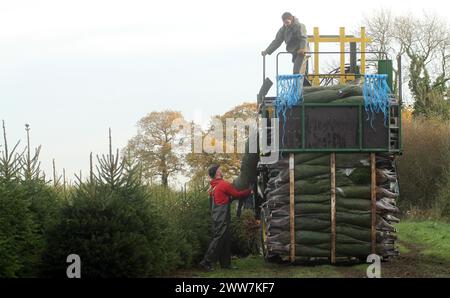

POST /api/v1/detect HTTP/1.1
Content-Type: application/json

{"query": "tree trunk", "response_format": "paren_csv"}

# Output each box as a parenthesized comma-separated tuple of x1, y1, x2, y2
(161, 171, 168, 187)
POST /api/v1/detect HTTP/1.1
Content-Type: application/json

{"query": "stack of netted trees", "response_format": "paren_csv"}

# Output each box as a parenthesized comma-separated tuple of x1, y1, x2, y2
(260, 84, 400, 263)
(261, 152, 400, 262)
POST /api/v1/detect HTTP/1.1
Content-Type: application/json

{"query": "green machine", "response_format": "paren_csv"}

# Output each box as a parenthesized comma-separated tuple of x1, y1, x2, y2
(250, 27, 403, 264)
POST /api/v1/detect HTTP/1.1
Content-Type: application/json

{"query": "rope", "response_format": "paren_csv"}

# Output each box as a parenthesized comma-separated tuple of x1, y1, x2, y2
(363, 74, 391, 128)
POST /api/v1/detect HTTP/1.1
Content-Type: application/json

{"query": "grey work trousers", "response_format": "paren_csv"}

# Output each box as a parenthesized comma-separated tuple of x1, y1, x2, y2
(292, 52, 305, 74)
(202, 199, 231, 268)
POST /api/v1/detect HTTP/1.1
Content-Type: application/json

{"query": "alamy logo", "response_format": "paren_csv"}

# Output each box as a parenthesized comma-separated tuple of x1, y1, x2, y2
(170, 116, 280, 164)
(66, 254, 81, 278)
(366, 254, 381, 278)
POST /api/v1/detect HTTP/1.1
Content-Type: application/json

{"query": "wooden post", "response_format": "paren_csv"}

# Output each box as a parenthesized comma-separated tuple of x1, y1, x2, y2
(371, 153, 377, 254)
(330, 153, 336, 264)
(289, 153, 295, 263)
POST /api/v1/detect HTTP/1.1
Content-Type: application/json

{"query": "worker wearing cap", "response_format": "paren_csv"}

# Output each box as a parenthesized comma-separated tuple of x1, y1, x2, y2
(261, 12, 308, 74)
(199, 164, 252, 271)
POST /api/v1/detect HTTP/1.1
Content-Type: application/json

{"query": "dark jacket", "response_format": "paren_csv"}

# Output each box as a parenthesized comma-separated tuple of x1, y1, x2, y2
(265, 17, 308, 55)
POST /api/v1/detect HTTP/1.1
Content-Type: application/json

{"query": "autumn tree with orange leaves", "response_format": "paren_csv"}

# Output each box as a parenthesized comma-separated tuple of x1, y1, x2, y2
(186, 102, 258, 190)
(124, 110, 186, 187)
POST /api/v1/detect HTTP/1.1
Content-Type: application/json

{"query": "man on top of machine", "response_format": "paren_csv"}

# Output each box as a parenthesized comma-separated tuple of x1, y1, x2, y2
(262, 12, 309, 74)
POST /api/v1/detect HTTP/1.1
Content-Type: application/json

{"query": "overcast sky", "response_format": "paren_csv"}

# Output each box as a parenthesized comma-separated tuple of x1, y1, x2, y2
(0, 0, 448, 183)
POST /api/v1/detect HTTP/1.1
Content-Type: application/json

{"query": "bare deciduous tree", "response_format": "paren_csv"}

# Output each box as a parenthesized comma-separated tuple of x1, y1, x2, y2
(364, 8, 396, 59)
(362, 10, 450, 117)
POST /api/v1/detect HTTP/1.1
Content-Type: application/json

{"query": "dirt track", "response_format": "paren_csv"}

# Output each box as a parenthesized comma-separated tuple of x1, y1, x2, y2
(377, 240, 450, 278)
(176, 239, 450, 278)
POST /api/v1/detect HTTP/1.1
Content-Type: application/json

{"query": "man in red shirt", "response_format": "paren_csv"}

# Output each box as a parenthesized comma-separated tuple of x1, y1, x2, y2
(199, 164, 252, 271)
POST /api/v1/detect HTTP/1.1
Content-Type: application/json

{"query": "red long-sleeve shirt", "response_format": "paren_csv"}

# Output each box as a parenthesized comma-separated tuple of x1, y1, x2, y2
(209, 178, 252, 206)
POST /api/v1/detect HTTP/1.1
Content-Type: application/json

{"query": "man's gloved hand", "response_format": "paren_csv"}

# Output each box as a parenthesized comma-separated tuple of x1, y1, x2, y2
(261, 50, 267, 56)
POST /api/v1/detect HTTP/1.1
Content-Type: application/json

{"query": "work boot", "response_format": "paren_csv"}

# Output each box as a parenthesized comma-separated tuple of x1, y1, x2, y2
(199, 260, 214, 272)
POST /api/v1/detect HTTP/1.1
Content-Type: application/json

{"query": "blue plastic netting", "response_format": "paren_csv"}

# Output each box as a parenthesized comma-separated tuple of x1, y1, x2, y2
(275, 74, 304, 146)
(363, 74, 391, 128)
(275, 74, 304, 123)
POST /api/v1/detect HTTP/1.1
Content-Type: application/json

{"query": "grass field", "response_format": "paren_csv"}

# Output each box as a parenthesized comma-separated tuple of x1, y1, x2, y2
(175, 220, 450, 278)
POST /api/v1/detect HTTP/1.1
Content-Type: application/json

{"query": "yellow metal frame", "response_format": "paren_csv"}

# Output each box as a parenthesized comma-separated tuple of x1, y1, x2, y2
(307, 27, 372, 86)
